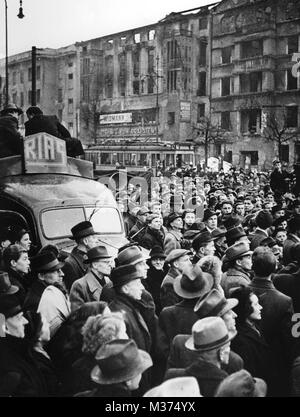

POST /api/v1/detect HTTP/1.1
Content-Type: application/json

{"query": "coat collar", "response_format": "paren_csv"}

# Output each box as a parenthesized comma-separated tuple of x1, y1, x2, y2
(186, 359, 228, 380)
(86, 270, 108, 293)
(250, 277, 275, 290)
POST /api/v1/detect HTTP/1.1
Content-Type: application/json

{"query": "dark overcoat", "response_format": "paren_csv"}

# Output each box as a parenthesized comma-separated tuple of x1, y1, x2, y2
(62, 246, 88, 292)
(140, 227, 164, 250)
(165, 359, 228, 397)
(273, 269, 300, 314)
(158, 298, 199, 358)
(283, 234, 300, 266)
(25, 114, 71, 139)
(23, 279, 48, 311)
(0, 335, 47, 396)
(167, 334, 243, 375)
(160, 266, 181, 309)
(0, 115, 23, 158)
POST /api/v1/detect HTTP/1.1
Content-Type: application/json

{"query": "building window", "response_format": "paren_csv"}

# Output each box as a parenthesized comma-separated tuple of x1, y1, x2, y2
(119, 53, 126, 97)
(287, 70, 298, 90)
(20, 92, 24, 107)
(58, 109, 63, 121)
(197, 72, 206, 96)
(199, 16, 208, 30)
(149, 30, 155, 40)
(58, 89, 63, 103)
(287, 35, 299, 54)
(167, 40, 178, 63)
(83, 79, 90, 101)
(83, 58, 90, 74)
(133, 80, 140, 95)
(28, 67, 32, 82)
(28, 90, 32, 103)
(12, 72, 17, 86)
(199, 40, 207, 66)
(221, 46, 232, 64)
(105, 55, 114, 98)
(221, 111, 231, 130)
(279, 144, 289, 162)
(167, 112, 175, 125)
(68, 73, 73, 89)
(240, 72, 262, 93)
(167, 70, 177, 92)
(132, 51, 140, 77)
(20, 71, 24, 84)
(36, 66, 41, 81)
(241, 109, 261, 133)
(36, 89, 40, 104)
(148, 76, 154, 94)
(241, 39, 263, 59)
(221, 77, 231, 96)
(68, 62, 73, 67)
(134, 33, 140, 43)
(68, 98, 73, 114)
(68, 73, 73, 80)
(286, 106, 298, 127)
(197, 103, 205, 121)
(12, 92, 17, 104)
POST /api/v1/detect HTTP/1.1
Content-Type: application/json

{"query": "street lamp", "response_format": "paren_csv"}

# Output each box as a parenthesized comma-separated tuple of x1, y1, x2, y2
(4, 0, 25, 106)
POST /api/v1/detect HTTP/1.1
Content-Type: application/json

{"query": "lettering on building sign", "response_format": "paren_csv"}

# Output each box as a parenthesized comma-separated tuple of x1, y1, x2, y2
(99, 126, 157, 137)
(24, 133, 67, 167)
(99, 113, 132, 124)
(180, 101, 191, 122)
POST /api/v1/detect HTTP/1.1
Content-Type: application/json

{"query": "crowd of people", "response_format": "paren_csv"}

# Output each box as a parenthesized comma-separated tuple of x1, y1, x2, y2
(1, 151, 300, 397)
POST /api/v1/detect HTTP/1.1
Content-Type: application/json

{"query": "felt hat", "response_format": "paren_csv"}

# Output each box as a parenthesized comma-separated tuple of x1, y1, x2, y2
(30, 251, 64, 272)
(194, 288, 238, 318)
(0, 272, 19, 296)
(117, 245, 148, 266)
(211, 227, 226, 240)
(215, 370, 267, 397)
(185, 316, 234, 352)
(0, 294, 22, 318)
(203, 209, 217, 222)
(70, 221, 96, 240)
(192, 231, 213, 252)
(225, 226, 246, 246)
(167, 212, 182, 227)
(149, 246, 166, 259)
(110, 264, 142, 288)
(174, 264, 214, 299)
(144, 377, 202, 397)
(223, 215, 242, 230)
(91, 339, 152, 385)
(165, 249, 190, 264)
(224, 241, 252, 263)
(84, 246, 112, 264)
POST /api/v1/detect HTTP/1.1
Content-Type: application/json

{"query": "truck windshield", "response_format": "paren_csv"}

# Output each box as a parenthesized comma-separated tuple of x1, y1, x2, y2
(41, 206, 122, 239)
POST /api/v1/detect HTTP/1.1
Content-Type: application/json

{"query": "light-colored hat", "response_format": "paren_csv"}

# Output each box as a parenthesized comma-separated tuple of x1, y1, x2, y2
(224, 241, 252, 263)
(215, 370, 267, 397)
(166, 249, 190, 264)
(144, 377, 202, 397)
(185, 316, 234, 352)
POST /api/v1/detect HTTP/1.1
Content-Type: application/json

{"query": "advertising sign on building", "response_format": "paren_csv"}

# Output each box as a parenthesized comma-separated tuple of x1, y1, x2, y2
(100, 113, 132, 124)
(180, 101, 191, 122)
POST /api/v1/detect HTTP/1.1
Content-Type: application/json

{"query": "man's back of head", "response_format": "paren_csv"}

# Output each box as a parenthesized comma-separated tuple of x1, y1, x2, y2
(252, 247, 276, 277)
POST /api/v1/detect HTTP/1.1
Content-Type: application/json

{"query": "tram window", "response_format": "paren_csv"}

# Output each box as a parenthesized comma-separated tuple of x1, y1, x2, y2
(138, 153, 147, 166)
(101, 153, 111, 165)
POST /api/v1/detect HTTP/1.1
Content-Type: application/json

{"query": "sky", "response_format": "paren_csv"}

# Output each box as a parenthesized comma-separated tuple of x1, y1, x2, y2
(0, 0, 214, 58)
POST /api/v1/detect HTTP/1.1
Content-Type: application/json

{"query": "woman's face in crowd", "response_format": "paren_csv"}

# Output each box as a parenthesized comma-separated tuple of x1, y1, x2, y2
(275, 231, 287, 244)
(12, 252, 30, 274)
(150, 257, 165, 271)
(19, 233, 31, 251)
(150, 218, 162, 230)
(184, 213, 195, 226)
(249, 294, 262, 321)
(6, 312, 28, 338)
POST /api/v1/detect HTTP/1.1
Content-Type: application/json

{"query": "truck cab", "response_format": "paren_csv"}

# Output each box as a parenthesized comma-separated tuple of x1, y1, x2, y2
(0, 133, 128, 257)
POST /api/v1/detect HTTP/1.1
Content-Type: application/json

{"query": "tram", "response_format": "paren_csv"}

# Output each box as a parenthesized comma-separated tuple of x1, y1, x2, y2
(84, 141, 196, 174)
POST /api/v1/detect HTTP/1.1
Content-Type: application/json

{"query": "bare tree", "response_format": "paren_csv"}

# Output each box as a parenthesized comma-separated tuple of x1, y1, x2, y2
(191, 116, 232, 167)
(262, 108, 300, 160)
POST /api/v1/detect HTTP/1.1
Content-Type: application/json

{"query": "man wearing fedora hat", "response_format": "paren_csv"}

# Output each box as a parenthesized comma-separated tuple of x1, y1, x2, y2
(0, 281, 49, 396)
(165, 317, 234, 397)
(36, 251, 71, 338)
(63, 221, 100, 292)
(0, 103, 24, 159)
(164, 212, 184, 255)
(202, 209, 218, 233)
(76, 339, 152, 397)
(160, 248, 192, 309)
(159, 263, 214, 361)
(70, 246, 113, 311)
(24, 250, 65, 312)
(168, 289, 243, 376)
(139, 214, 165, 250)
(192, 230, 216, 264)
(109, 264, 155, 393)
(221, 241, 253, 297)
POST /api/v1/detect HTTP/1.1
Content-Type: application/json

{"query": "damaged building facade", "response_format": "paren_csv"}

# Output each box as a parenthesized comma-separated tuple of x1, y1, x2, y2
(0, 0, 299, 170)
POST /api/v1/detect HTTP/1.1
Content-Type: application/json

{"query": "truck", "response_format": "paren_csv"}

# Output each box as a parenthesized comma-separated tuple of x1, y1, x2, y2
(0, 133, 128, 257)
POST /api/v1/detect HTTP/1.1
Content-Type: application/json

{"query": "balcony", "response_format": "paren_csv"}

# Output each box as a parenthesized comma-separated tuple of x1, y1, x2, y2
(233, 56, 275, 74)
